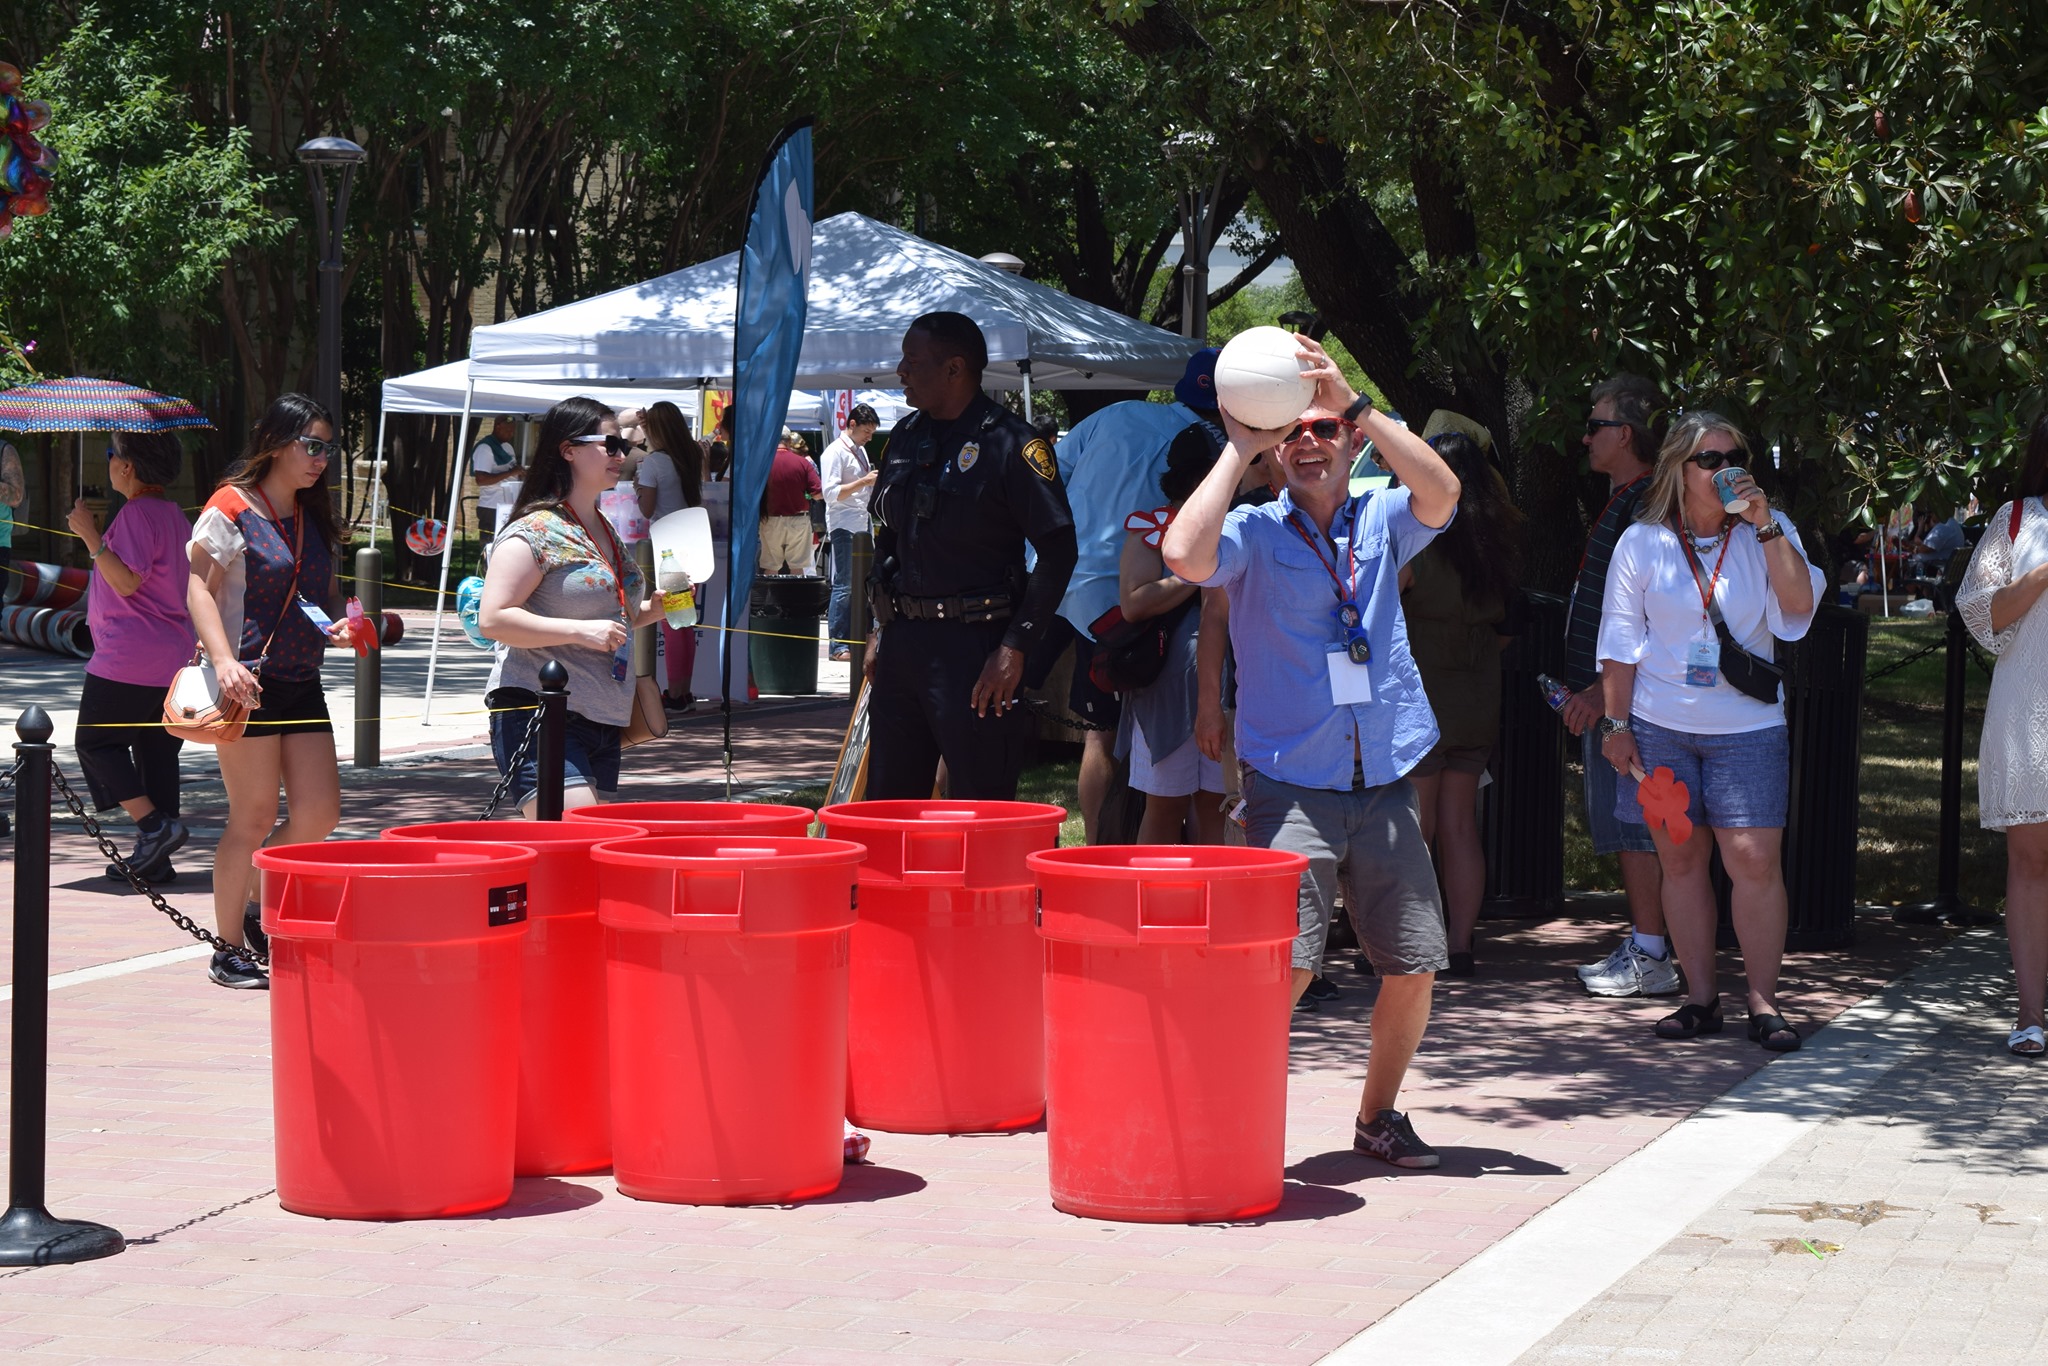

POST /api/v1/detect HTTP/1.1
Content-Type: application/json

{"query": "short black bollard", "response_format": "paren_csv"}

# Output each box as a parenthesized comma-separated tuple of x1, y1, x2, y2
(848, 531, 873, 696)
(534, 660, 569, 821)
(0, 707, 124, 1266)
(1898, 609, 1988, 925)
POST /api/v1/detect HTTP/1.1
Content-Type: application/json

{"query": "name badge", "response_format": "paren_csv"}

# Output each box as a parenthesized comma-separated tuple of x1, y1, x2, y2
(1327, 649, 1374, 706)
(1685, 631, 1721, 688)
(298, 599, 333, 630)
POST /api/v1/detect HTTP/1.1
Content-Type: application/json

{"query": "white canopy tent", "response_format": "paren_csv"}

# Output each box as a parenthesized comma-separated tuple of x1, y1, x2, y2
(414, 211, 1200, 720)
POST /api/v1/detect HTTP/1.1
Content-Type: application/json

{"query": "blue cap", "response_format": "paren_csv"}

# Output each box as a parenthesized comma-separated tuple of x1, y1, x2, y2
(1174, 347, 1221, 412)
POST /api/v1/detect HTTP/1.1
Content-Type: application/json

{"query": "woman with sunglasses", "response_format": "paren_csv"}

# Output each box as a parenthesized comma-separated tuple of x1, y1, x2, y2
(1956, 414, 2048, 1057)
(1595, 413, 1824, 1050)
(479, 397, 664, 815)
(187, 394, 354, 990)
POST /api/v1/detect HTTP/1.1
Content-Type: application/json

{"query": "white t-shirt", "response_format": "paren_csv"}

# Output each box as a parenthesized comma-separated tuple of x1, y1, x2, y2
(635, 448, 689, 522)
(472, 437, 519, 509)
(820, 431, 872, 534)
(1597, 511, 1827, 734)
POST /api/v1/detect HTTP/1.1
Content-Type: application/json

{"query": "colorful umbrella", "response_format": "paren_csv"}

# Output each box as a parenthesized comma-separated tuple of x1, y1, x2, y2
(0, 375, 212, 433)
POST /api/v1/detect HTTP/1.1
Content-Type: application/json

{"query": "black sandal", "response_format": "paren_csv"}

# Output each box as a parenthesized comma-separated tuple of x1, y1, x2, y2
(1748, 1012, 1802, 1053)
(1655, 998, 1723, 1040)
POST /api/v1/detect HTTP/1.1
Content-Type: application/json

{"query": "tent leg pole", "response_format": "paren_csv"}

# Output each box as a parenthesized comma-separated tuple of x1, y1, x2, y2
(422, 383, 474, 724)
(1020, 363, 1033, 423)
(367, 409, 388, 536)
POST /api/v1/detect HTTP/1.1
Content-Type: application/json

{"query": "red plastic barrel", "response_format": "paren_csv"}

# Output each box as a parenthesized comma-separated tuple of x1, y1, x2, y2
(592, 835, 864, 1204)
(568, 801, 813, 837)
(1029, 845, 1308, 1223)
(819, 800, 1065, 1133)
(258, 839, 538, 1220)
(382, 819, 644, 1177)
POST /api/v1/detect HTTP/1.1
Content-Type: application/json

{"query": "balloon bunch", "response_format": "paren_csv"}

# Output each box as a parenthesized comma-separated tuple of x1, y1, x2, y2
(0, 62, 56, 239)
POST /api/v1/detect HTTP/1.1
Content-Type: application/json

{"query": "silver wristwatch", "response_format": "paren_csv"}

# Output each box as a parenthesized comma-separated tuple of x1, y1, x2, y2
(1597, 716, 1632, 739)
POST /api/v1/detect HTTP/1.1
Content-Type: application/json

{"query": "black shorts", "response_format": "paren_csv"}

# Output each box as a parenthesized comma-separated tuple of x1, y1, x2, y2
(247, 673, 333, 738)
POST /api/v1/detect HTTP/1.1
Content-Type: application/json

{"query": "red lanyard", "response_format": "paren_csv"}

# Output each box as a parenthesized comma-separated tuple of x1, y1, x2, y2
(1575, 475, 1647, 582)
(559, 503, 629, 622)
(1673, 519, 1735, 623)
(1285, 499, 1360, 605)
(250, 486, 304, 570)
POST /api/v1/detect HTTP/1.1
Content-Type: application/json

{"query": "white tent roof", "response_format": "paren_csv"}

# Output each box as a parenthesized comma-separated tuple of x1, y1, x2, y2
(464, 212, 1200, 391)
(379, 360, 910, 426)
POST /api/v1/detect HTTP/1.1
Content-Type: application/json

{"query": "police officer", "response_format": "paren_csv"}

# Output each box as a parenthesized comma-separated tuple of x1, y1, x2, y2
(865, 311, 1077, 800)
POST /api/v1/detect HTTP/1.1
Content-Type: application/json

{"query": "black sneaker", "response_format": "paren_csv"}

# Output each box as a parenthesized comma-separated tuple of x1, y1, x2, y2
(1293, 991, 1321, 1015)
(208, 947, 270, 990)
(1304, 975, 1340, 1001)
(1353, 1109, 1440, 1169)
(244, 904, 269, 960)
(130, 816, 189, 872)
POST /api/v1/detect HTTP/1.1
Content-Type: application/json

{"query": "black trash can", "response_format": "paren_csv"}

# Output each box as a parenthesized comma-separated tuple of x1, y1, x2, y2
(1481, 591, 1567, 917)
(1777, 604, 1868, 949)
(750, 575, 830, 695)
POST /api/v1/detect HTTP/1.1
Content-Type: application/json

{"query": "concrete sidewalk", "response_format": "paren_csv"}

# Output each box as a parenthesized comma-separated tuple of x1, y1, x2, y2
(1331, 930, 2044, 1366)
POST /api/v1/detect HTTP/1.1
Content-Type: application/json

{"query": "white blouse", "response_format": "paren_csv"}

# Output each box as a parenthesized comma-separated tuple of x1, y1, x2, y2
(1598, 512, 1826, 734)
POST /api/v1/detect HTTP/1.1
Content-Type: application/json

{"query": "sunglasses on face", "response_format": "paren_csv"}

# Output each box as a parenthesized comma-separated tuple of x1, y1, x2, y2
(1688, 447, 1741, 471)
(298, 436, 338, 461)
(1282, 418, 1354, 445)
(1585, 418, 1630, 437)
(571, 434, 635, 456)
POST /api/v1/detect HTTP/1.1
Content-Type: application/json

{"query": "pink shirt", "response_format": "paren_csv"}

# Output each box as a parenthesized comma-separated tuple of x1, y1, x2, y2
(87, 496, 197, 686)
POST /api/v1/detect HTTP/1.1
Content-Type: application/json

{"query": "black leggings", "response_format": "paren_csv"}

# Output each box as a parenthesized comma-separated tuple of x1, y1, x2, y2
(74, 673, 185, 816)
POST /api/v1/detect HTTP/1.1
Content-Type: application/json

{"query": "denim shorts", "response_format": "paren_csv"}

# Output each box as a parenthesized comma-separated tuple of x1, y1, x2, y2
(1241, 765, 1447, 975)
(490, 707, 622, 808)
(1581, 729, 1655, 855)
(1617, 716, 1789, 831)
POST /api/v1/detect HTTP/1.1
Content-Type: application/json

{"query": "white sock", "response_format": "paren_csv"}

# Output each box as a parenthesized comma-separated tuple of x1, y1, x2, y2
(1631, 931, 1668, 959)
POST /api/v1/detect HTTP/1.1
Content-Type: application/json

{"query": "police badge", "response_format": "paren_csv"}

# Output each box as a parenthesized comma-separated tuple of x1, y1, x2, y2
(1022, 438, 1058, 481)
(956, 442, 980, 473)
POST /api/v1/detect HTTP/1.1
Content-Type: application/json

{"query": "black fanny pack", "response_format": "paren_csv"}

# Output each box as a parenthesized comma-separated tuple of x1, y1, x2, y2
(1087, 595, 1195, 694)
(1710, 610, 1784, 705)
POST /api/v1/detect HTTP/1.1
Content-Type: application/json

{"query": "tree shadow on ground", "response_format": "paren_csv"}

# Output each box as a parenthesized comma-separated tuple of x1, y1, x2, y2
(1287, 909, 1959, 1135)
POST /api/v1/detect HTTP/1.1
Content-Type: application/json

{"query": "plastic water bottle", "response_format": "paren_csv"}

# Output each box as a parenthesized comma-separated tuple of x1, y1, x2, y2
(656, 547, 698, 628)
(1536, 672, 1574, 713)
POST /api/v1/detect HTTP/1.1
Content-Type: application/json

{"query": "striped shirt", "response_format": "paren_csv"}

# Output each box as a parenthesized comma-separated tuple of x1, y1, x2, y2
(1563, 474, 1649, 691)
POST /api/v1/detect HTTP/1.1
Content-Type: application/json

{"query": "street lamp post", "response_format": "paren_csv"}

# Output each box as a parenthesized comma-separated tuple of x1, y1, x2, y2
(297, 135, 375, 769)
(295, 136, 367, 430)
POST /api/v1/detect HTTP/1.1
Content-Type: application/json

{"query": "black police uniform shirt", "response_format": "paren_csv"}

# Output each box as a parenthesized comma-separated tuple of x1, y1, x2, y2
(872, 393, 1074, 644)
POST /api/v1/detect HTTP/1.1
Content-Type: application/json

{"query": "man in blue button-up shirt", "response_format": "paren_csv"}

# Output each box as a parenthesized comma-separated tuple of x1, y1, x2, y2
(1164, 337, 1460, 1170)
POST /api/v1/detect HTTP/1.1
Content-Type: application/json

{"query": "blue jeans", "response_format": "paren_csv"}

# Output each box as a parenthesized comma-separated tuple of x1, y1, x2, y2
(827, 527, 855, 649)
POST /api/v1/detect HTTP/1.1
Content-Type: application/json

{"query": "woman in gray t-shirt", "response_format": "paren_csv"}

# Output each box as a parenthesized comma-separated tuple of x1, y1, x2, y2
(479, 397, 664, 815)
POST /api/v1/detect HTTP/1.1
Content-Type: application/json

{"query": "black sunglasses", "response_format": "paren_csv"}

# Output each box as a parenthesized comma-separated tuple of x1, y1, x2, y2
(571, 434, 636, 456)
(1283, 418, 1354, 445)
(1688, 447, 1741, 471)
(1585, 418, 1630, 436)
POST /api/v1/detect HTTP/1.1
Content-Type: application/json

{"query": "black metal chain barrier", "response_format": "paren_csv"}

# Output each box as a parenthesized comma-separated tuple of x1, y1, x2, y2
(479, 709, 537, 821)
(1865, 636, 1947, 683)
(1016, 695, 1112, 734)
(47, 765, 263, 968)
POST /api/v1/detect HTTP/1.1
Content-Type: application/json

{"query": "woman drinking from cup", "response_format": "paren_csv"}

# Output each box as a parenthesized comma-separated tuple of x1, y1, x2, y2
(479, 397, 665, 816)
(1595, 413, 1825, 1050)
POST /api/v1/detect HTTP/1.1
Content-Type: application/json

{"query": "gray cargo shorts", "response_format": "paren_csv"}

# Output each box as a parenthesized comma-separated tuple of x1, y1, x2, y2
(1241, 764, 1448, 976)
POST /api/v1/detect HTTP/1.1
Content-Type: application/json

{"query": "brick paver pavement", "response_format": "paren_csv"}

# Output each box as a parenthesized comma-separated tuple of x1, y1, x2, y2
(1518, 930, 2048, 1366)
(0, 644, 1968, 1363)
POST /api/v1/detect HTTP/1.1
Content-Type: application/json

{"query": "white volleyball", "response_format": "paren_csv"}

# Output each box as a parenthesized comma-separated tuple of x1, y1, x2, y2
(1213, 326, 1316, 430)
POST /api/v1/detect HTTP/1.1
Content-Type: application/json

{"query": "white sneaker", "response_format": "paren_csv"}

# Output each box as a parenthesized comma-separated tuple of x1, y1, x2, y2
(1577, 937, 1635, 982)
(1582, 940, 1683, 998)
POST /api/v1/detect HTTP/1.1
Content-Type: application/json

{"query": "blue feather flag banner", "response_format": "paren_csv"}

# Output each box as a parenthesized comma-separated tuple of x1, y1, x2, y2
(723, 118, 815, 698)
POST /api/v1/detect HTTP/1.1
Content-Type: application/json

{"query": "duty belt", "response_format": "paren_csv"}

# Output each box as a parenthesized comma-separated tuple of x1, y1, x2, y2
(888, 591, 1013, 624)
